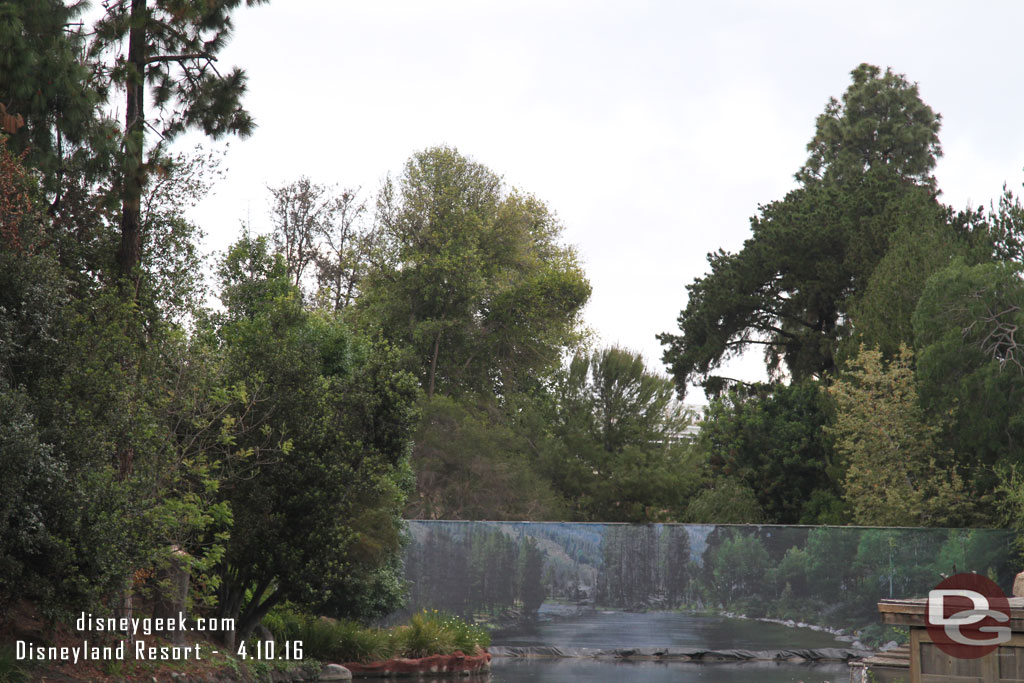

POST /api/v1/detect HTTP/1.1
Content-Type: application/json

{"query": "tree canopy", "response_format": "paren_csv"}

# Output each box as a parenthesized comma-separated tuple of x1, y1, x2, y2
(827, 345, 968, 526)
(660, 64, 948, 394)
(697, 380, 839, 524)
(541, 347, 700, 522)
(359, 146, 591, 399)
(210, 236, 419, 644)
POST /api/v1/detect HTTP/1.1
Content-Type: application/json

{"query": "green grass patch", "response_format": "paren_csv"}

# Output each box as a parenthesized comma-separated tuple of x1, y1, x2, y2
(263, 607, 490, 664)
(0, 644, 29, 682)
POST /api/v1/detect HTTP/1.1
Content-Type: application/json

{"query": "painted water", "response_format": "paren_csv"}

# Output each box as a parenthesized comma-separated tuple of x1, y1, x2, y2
(492, 604, 846, 650)
(489, 658, 849, 683)
(485, 607, 850, 682)
(394, 522, 1014, 682)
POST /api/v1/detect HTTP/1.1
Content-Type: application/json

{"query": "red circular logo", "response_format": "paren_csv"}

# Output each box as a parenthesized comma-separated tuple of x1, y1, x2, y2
(927, 573, 1011, 659)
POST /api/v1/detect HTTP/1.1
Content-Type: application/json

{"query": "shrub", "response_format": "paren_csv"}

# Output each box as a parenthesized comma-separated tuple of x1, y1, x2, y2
(397, 611, 456, 659)
(261, 606, 489, 663)
(330, 620, 394, 663)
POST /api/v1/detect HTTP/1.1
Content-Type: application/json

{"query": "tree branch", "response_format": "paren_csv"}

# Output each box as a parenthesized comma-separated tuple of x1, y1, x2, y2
(145, 52, 217, 65)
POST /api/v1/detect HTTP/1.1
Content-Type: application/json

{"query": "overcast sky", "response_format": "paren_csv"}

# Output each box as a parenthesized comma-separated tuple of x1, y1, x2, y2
(184, 1, 1024, 402)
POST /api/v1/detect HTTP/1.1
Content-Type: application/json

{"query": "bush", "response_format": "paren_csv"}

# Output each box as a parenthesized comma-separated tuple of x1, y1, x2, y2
(330, 620, 395, 663)
(393, 611, 489, 658)
(398, 611, 456, 659)
(261, 606, 489, 663)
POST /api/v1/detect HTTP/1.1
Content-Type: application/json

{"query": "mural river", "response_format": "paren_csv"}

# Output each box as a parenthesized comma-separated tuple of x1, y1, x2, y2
(394, 521, 1015, 682)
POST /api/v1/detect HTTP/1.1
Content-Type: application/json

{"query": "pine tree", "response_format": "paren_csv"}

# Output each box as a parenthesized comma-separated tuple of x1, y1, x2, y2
(90, 0, 266, 288)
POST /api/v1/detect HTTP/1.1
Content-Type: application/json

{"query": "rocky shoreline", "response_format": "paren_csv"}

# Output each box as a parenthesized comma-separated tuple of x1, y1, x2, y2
(717, 611, 902, 652)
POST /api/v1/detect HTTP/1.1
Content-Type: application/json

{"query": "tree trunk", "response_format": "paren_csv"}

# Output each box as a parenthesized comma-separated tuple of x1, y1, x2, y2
(117, 0, 147, 291)
(427, 331, 441, 399)
(215, 575, 281, 650)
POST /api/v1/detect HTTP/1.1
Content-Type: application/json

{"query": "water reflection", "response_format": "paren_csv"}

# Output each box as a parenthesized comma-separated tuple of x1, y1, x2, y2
(489, 658, 848, 682)
(493, 608, 846, 651)
(479, 609, 852, 682)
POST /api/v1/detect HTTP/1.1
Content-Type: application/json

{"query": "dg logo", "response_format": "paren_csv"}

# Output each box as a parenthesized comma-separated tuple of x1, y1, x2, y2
(927, 573, 1011, 659)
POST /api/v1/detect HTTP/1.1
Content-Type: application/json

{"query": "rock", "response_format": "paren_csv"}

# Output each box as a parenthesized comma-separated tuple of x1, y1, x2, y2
(319, 664, 352, 681)
(1013, 571, 1024, 597)
(880, 640, 900, 652)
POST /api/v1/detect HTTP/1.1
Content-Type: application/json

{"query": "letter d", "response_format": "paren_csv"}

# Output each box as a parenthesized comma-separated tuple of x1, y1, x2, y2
(16, 641, 25, 660)
(929, 589, 990, 627)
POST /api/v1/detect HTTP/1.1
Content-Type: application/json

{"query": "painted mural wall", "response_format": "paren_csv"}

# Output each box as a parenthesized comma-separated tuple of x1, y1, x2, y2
(396, 521, 1016, 632)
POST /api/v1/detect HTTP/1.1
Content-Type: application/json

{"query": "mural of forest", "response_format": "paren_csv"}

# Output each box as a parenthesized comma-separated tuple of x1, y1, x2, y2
(397, 522, 1017, 631)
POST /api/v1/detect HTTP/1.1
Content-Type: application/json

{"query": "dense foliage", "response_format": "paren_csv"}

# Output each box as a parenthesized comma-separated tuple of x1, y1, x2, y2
(4, 0, 1024, 656)
(662, 63, 1024, 527)
(0, 0, 422, 651)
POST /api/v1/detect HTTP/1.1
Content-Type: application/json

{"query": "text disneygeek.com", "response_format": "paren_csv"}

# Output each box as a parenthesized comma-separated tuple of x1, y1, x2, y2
(15, 612, 236, 664)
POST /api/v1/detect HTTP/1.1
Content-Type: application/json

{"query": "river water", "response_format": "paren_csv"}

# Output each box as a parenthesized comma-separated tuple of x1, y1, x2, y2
(483, 607, 852, 683)
(490, 658, 848, 682)
(492, 607, 847, 650)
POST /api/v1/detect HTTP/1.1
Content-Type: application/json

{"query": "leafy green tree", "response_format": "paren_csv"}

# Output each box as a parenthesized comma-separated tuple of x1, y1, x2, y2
(0, 382, 67, 611)
(0, 138, 237, 620)
(827, 345, 969, 526)
(211, 236, 420, 644)
(543, 347, 700, 521)
(660, 64, 945, 393)
(913, 261, 1024, 512)
(140, 148, 222, 321)
(983, 186, 1024, 265)
(359, 146, 590, 398)
(846, 194, 966, 359)
(683, 479, 765, 524)
(697, 380, 839, 523)
(405, 394, 565, 520)
(0, 143, 133, 619)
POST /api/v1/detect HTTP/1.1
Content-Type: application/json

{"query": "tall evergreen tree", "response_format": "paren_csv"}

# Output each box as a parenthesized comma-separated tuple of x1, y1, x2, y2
(90, 0, 265, 288)
(660, 64, 945, 394)
(0, 0, 102, 193)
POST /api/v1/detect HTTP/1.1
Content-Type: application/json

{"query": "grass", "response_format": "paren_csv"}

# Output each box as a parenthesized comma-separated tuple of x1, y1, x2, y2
(262, 607, 490, 664)
(0, 645, 29, 682)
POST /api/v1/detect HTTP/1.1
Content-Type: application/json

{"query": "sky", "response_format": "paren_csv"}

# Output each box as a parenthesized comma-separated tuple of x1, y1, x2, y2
(181, 0, 1024, 402)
